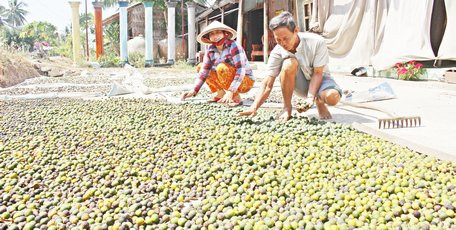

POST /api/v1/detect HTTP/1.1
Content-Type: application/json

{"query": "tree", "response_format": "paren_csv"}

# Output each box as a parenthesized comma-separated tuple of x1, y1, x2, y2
(3, 0, 28, 27)
(80, 12, 94, 35)
(19, 21, 58, 47)
(103, 21, 120, 55)
(0, 26, 27, 49)
(77, 12, 95, 58)
(0, 5, 6, 26)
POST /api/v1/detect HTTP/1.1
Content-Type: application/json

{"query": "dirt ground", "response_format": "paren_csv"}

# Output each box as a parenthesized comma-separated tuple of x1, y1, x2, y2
(0, 48, 40, 88)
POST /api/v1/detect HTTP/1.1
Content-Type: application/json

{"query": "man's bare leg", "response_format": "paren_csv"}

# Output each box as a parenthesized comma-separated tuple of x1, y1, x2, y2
(316, 89, 341, 119)
(278, 58, 299, 121)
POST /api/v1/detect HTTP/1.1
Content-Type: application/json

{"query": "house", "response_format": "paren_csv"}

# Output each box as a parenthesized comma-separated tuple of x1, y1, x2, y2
(193, 0, 455, 75)
(195, 0, 313, 62)
(103, 1, 207, 62)
(103, 2, 167, 46)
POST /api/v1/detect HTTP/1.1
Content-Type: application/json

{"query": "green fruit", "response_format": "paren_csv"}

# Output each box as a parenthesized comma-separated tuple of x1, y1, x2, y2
(23, 221, 36, 230)
(0, 99, 455, 229)
(177, 217, 187, 227)
(136, 217, 145, 225)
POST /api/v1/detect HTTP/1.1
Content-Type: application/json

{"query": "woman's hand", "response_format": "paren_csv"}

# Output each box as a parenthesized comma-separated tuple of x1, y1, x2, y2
(181, 91, 197, 101)
(218, 91, 234, 104)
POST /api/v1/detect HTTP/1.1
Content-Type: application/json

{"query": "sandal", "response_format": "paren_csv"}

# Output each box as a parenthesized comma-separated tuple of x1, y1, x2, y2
(207, 97, 222, 103)
(227, 99, 243, 107)
(227, 93, 243, 107)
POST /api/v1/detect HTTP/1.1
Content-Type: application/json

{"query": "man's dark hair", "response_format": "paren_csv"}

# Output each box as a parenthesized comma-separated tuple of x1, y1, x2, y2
(269, 11, 296, 32)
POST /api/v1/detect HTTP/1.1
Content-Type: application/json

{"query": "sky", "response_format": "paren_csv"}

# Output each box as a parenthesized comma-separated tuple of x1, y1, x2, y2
(0, 0, 116, 33)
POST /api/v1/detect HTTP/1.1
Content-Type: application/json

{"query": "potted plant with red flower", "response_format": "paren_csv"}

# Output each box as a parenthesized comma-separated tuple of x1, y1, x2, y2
(394, 60, 426, 81)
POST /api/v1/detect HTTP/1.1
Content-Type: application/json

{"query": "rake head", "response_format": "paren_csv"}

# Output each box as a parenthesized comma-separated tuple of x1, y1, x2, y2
(378, 116, 421, 129)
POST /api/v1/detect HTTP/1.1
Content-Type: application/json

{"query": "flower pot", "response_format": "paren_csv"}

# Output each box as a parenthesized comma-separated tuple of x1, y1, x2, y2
(445, 69, 456, 84)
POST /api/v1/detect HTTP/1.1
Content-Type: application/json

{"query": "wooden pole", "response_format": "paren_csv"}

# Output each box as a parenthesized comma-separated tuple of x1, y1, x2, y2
(263, 0, 269, 63)
(85, 0, 89, 60)
(296, 0, 306, 32)
(236, 0, 244, 47)
(181, 0, 185, 60)
(93, 1, 104, 59)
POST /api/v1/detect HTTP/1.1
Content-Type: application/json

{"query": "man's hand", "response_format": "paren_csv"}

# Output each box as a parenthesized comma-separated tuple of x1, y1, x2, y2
(296, 97, 315, 113)
(218, 91, 234, 104)
(276, 107, 292, 122)
(238, 108, 257, 118)
(181, 91, 197, 101)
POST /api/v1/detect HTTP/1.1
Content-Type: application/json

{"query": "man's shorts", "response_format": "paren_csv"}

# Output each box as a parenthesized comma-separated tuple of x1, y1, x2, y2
(294, 68, 342, 98)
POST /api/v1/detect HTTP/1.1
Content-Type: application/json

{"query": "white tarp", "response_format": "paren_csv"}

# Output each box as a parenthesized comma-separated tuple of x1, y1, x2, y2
(310, 0, 455, 70)
(371, 0, 436, 70)
(437, 0, 456, 60)
(325, 0, 376, 67)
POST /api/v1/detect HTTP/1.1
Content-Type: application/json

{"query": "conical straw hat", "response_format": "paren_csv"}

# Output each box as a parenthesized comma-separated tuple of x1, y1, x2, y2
(197, 20, 237, 45)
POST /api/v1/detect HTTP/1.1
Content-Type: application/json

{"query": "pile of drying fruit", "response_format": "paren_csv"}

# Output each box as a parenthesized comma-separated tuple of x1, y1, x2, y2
(0, 99, 455, 230)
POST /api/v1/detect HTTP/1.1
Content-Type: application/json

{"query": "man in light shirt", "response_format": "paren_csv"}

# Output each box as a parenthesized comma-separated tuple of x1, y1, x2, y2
(239, 11, 342, 121)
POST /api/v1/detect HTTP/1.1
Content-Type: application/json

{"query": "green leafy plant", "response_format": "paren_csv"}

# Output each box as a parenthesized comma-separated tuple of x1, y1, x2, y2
(128, 52, 145, 68)
(103, 21, 120, 56)
(395, 60, 426, 81)
(18, 21, 59, 52)
(51, 34, 73, 58)
(0, 26, 28, 50)
(173, 59, 196, 71)
(98, 53, 121, 67)
(0, 5, 6, 26)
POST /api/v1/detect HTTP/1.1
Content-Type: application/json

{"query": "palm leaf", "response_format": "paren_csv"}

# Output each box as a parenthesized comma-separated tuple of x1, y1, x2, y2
(4, 0, 28, 27)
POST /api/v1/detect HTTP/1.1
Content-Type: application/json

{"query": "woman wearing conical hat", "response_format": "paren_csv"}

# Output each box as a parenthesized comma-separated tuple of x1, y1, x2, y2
(181, 21, 255, 106)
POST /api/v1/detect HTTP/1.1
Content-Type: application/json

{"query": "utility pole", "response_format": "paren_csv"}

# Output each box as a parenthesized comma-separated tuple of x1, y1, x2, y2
(85, 0, 89, 61)
(181, 0, 185, 60)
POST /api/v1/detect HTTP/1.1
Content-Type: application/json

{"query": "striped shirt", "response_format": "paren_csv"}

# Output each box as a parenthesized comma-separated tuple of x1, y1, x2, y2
(194, 39, 254, 93)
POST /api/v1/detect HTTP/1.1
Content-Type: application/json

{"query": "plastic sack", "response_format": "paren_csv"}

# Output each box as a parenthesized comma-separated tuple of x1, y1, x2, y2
(107, 64, 150, 96)
(345, 82, 396, 103)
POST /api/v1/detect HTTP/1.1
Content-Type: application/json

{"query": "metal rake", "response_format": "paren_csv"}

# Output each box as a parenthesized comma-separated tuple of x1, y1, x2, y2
(339, 101, 421, 129)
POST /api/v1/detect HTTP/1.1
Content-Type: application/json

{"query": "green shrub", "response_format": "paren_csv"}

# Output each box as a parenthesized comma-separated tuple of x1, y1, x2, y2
(51, 35, 73, 58)
(98, 53, 120, 68)
(173, 59, 196, 71)
(128, 52, 145, 68)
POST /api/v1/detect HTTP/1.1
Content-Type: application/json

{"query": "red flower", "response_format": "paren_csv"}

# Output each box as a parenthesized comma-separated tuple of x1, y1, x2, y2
(414, 63, 423, 69)
(395, 63, 402, 68)
(409, 60, 416, 65)
(398, 67, 408, 74)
